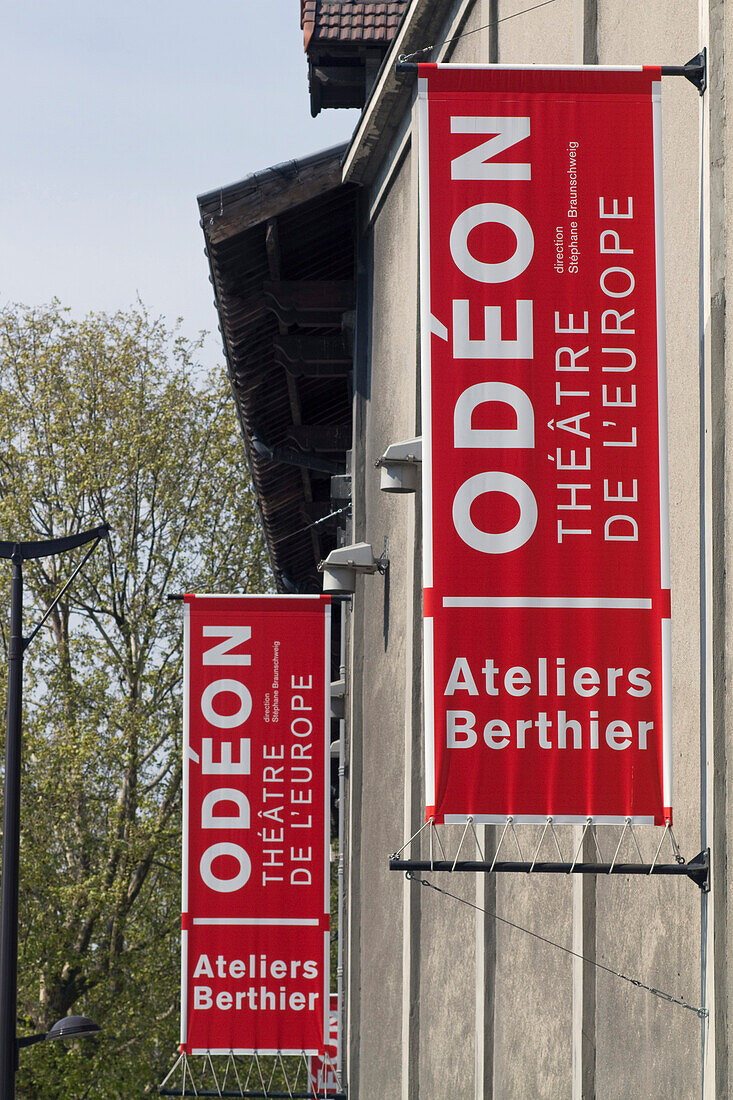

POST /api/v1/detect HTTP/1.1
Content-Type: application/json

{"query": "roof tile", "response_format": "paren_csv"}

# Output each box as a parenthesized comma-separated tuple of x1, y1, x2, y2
(302, 0, 408, 49)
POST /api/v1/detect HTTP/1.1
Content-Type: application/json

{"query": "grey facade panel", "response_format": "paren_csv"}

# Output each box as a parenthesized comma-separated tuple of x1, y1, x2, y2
(340, 0, 719, 1094)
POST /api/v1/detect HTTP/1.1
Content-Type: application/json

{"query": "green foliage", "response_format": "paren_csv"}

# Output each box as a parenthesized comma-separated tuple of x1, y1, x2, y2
(0, 301, 269, 1097)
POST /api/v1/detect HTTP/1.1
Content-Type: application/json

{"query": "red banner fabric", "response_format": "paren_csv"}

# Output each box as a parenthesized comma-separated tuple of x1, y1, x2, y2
(181, 594, 331, 1054)
(308, 993, 340, 1094)
(418, 65, 671, 825)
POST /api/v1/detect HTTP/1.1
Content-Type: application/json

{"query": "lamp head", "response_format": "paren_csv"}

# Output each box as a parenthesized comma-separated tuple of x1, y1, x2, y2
(46, 1015, 101, 1041)
(375, 437, 422, 494)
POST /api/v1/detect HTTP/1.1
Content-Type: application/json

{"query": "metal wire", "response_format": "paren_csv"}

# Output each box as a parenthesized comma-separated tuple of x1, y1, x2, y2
(650, 822, 671, 873)
(405, 872, 708, 1019)
(391, 820, 705, 884)
(451, 816, 473, 871)
(433, 821, 448, 862)
(390, 816, 432, 859)
(530, 817, 552, 872)
(549, 819, 564, 861)
(489, 818, 511, 873)
(399, 0, 561, 62)
(469, 818, 485, 862)
(24, 532, 106, 649)
(569, 819, 591, 873)
(271, 506, 351, 547)
(609, 820, 630, 874)
(509, 817, 524, 860)
(160, 1050, 345, 1098)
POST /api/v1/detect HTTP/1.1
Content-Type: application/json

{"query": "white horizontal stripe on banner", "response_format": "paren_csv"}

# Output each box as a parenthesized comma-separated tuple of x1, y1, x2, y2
(443, 814, 656, 826)
(186, 593, 324, 600)
(193, 1048, 321, 1057)
(442, 597, 653, 610)
(436, 63, 644, 72)
(192, 917, 320, 926)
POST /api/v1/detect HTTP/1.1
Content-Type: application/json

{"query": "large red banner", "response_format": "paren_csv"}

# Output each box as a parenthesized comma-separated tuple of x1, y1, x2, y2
(419, 65, 671, 824)
(181, 594, 331, 1054)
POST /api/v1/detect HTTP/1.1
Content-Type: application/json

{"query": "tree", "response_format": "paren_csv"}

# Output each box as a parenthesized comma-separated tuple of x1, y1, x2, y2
(0, 301, 269, 1097)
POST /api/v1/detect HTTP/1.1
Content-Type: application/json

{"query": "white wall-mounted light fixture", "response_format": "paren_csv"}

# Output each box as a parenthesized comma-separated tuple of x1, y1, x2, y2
(330, 677, 345, 719)
(318, 542, 388, 594)
(375, 436, 422, 493)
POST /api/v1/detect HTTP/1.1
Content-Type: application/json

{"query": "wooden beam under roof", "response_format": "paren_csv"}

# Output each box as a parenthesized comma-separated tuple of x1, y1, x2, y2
(274, 334, 352, 376)
(265, 216, 322, 563)
(287, 425, 352, 452)
(263, 280, 355, 327)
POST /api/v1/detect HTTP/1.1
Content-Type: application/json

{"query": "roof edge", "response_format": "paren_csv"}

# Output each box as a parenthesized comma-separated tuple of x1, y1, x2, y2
(341, 0, 452, 186)
(198, 142, 349, 216)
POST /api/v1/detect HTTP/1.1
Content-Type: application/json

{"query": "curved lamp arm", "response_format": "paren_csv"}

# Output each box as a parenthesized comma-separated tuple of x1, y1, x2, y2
(0, 524, 110, 562)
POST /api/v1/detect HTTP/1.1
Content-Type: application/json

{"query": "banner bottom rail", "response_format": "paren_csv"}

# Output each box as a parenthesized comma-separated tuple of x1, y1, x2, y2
(159, 1092, 346, 1098)
(389, 851, 710, 890)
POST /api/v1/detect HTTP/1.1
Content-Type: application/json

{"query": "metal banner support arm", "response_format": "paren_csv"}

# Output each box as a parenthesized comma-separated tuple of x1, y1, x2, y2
(396, 51, 708, 95)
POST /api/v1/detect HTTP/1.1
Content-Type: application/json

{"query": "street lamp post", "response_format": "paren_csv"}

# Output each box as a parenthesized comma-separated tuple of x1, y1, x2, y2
(0, 526, 109, 1098)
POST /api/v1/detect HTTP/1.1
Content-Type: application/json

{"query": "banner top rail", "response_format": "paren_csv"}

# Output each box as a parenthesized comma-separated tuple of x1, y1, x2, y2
(396, 51, 707, 94)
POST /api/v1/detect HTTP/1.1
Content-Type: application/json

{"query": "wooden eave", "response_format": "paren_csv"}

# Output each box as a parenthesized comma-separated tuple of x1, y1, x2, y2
(199, 146, 358, 593)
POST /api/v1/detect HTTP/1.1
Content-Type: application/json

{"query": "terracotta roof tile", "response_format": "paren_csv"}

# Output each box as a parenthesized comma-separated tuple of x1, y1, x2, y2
(302, 0, 408, 50)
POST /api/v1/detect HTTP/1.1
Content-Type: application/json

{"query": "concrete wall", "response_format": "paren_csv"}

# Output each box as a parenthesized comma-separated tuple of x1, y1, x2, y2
(347, 132, 423, 1098)
(593, 6, 703, 1099)
(344, 0, 721, 1095)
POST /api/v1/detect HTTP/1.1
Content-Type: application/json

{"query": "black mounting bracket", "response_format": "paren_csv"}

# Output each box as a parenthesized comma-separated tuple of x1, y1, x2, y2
(661, 49, 707, 95)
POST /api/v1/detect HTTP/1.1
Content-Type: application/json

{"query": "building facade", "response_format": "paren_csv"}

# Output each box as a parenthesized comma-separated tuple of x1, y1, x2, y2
(201, 1, 731, 1096)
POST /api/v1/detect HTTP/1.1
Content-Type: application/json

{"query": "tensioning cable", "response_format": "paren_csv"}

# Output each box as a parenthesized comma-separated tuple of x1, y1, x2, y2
(406, 871, 708, 1019)
(399, 0, 561, 63)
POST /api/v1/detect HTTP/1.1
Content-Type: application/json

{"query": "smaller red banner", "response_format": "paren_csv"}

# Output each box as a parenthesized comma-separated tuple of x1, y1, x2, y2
(181, 595, 331, 1055)
(308, 993, 340, 1094)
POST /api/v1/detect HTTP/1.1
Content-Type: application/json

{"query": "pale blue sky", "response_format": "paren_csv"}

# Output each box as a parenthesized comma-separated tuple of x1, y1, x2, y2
(1, 1, 359, 357)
